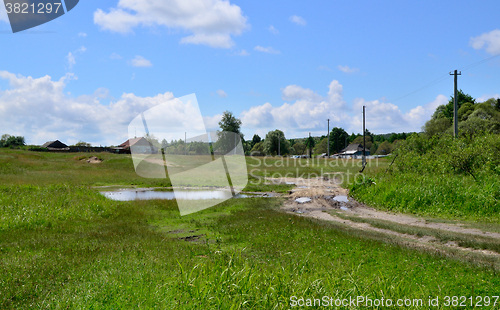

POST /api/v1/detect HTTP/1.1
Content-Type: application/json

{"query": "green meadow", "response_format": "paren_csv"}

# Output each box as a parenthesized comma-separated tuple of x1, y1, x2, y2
(1, 149, 499, 309)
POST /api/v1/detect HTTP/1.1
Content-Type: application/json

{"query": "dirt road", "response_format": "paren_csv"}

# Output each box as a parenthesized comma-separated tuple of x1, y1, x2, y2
(269, 176, 500, 264)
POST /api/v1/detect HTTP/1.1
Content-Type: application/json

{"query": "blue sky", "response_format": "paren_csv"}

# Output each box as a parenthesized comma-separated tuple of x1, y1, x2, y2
(1, 0, 500, 146)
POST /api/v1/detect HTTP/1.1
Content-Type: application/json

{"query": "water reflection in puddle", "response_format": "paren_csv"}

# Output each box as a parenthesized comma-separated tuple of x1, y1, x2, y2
(101, 189, 254, 201)
(333, 195, 349, 203)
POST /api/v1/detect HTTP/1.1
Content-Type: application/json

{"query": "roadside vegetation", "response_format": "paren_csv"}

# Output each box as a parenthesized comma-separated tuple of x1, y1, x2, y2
(351, 93, 500, 222)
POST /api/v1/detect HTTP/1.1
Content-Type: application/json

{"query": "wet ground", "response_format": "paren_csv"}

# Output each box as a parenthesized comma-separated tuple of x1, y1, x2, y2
(269, 176, 500, 263)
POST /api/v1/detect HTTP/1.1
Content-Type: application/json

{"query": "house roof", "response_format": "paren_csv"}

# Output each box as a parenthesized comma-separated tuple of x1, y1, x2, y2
(118, 137, 151, 148)
(41, 140, 68, 149)
(340, 143, 364, 153)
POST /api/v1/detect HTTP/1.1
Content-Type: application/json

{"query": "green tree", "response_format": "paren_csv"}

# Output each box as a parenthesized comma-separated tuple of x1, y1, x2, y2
(161, 139, 169, 150)
(375, 141, 393, 155)
(458, 102, 475, 121)
(263, 130, 289, 155)
(329, 127, 349, 154)
(313, 138, 328, 154)
(352, 135, 373, 149)
(348, 133, 357, 143)
(250, 141, 265, 155)
(293, 142, 306, 155)
(0, 134, 25, 148)
(0, 134, 11, 147)
(250, 134, 261, 148)
(217, 111, 244, 154)
(74, 141, 91, 147)
(219, 111, 243, 137)
(423, 118, 452, 136)
(364, 129, 374, 142)
(305, 136, 315, 156)
(388, 133, 398, 143)
(482, 97, 500, 112)
(458, 108, 500, 139)
(187, 141, 210, 155)
(433, 90, 475, 121)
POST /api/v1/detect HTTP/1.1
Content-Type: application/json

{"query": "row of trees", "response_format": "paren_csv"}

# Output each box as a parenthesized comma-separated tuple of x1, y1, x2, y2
(245, 125, 408, 156)
(308, 129, 406, 156)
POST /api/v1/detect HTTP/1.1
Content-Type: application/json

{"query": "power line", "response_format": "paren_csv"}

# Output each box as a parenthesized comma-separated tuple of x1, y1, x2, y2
(458, 53, 500, 72)
(390, 53, 500, 103)
(391, 73, 450, 103)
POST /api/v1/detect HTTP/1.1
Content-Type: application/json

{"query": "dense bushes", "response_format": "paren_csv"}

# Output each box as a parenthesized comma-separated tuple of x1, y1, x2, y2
(0, 134, 25, 148)
(394, 133, 500, 178)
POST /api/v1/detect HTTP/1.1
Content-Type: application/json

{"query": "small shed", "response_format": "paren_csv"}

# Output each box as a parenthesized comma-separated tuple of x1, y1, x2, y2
(41, 140, 69, 151)
(338, 144, 370, 157)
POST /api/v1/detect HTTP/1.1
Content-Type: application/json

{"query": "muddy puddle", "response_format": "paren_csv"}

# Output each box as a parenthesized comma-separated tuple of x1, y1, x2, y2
(101, 189, 270, 201)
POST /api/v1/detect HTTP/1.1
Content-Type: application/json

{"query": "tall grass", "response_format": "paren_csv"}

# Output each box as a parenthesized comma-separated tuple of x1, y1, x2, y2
(2, 198, 499, 309)
(0, 185, 120, 231)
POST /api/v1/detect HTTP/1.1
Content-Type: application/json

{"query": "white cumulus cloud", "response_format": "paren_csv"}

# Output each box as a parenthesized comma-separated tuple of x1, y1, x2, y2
(94, 0, 249, 49)
(281, 85, 323, 102)
(269, 25, 279, 34)
(241, 80, 347, 137)
(0, 71, 190, 145)
(254, 46, 280, 54)
(203, 114, 222, 132)
(66, 46, 87, 70)
(351, 94, 447, 133)
(337, 65, 359, 74)
(237, 79, 445, 138)
(470, 29, 500, 55)
(66, 52, 76, 69)
(129, 55, 152, 67)
(77, 46, 87, 53)
(289, 15, 306, 26)
(477, 94, 500, 103)
(216, 89, 228, 98)
(110, 52, 123, 59)
(234, 49, 250, 56)
(78, 32, 87, 37)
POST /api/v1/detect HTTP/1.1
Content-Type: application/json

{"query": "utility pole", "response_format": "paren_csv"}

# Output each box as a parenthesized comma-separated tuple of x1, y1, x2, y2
(450, 70, 461, 138)
(362, 106, 366, 168)
(309, 132, 312, 158)
(327, 119, 330, 157)
(278, 133, 280, 156)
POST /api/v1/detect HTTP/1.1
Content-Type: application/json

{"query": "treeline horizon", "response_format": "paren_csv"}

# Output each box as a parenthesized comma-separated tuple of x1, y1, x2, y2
(3, 89, 498, 156)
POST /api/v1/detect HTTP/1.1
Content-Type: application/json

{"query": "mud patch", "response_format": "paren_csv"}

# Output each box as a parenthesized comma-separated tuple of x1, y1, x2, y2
(179, 234, 205, 242)
(81, 156, 103, 164)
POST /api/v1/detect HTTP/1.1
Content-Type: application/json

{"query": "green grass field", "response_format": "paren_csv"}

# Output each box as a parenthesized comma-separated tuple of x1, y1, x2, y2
(1, 149, 500, 309)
